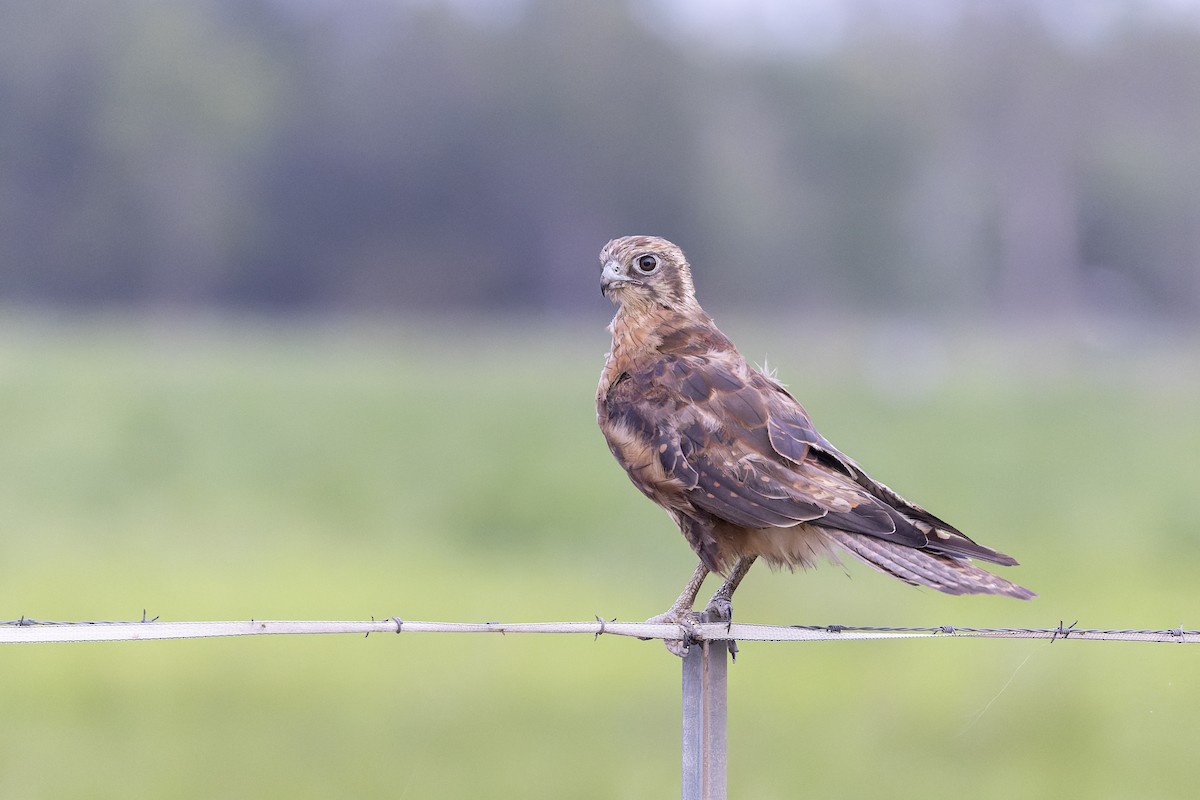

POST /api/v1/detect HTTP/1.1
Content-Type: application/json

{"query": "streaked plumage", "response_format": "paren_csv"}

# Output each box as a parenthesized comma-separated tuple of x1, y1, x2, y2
(596, 235, 1032, 642)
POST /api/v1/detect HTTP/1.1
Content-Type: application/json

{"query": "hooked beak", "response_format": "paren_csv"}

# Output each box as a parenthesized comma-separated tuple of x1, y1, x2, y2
(600, 259, 640, 298)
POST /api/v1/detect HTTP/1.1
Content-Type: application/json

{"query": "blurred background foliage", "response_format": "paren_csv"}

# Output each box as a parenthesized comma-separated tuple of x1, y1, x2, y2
(2, 0, 1200, 319)
(2, 1, 1200, 798)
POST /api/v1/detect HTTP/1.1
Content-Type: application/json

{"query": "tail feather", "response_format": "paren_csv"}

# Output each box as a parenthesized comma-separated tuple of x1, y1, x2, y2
(826, 530, 1035, 600)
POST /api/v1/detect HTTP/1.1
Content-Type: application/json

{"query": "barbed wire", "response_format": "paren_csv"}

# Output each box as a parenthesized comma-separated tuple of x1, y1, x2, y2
(1, 616, 1197, 645)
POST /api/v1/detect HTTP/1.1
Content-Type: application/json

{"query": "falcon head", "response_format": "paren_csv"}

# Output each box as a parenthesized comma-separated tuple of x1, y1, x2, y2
(599, 235, 700, 314)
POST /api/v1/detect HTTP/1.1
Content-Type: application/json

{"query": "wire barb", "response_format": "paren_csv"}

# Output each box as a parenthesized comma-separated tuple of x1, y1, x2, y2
(1052, 620, 1078, 642)
(594, 615, 615, 641)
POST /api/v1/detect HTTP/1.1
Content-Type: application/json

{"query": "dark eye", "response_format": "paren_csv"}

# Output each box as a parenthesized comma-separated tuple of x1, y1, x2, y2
(636, 254, 659, 274)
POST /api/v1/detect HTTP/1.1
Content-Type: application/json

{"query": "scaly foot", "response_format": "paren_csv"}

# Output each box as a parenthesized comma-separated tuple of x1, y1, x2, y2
(700, 593, 732, 627)
(644, 607, 703, 657)
(698, 592, 738, 661)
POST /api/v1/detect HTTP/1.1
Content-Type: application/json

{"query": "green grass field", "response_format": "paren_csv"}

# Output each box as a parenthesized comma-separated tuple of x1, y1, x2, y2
(1, 314, 1197, 798)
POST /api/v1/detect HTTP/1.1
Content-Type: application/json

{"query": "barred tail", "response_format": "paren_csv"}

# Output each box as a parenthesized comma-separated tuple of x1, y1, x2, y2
(825, 530, 1035, 600)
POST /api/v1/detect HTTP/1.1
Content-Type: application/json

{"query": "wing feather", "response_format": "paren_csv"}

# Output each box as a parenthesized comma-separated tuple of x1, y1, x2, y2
(650, 353, 1020, 565)
(655, 359, 904, 536)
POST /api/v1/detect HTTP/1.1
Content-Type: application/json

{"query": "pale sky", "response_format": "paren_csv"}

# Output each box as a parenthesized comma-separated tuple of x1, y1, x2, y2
(430, 0, 1200, 55)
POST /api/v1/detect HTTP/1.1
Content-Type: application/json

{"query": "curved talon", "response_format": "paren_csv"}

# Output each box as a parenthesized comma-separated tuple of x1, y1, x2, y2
(665, 638, 691, 658)
(700, 593, 739, 656)
(678, 612, 700, 642)
(701, 595, 732, 626)
(666, 612, 700, 658)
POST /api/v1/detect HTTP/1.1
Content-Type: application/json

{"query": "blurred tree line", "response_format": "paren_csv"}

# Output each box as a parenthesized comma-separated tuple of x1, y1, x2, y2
(1, 0, 1199, 320)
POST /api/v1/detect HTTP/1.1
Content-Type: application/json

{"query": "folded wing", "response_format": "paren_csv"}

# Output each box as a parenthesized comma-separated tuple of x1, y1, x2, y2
(645, 352, 1021, 569)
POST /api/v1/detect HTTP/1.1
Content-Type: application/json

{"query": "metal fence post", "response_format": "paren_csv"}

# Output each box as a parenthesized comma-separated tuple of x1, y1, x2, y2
(681, 638, 728, 800)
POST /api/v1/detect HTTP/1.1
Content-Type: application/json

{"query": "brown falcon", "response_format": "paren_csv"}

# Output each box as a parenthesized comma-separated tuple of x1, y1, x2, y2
(596, 235, 1033, 646)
